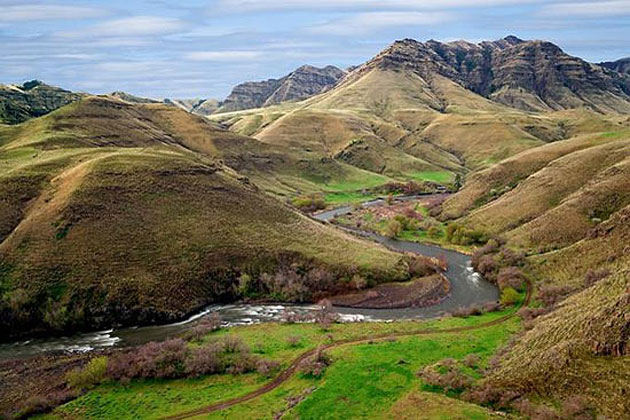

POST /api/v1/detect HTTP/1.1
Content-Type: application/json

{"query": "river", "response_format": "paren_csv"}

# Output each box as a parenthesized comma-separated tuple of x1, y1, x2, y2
(0, 196, 498, 361)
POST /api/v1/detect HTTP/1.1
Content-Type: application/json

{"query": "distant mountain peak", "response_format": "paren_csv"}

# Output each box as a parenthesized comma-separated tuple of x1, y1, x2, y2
(215, 64, 346, 113)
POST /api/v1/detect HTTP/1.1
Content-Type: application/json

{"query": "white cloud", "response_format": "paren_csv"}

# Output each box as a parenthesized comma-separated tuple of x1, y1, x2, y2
(184, 51, 264, 61)
(540, 1, 630, 17)
(0, 4, 107, 22)
(57, 16, 186, 38)
(309, 12, 451, 35)
(214, 0, 541, 12)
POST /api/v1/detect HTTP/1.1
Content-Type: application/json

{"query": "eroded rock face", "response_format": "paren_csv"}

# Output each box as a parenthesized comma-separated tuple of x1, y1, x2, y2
(0, 80, 84, 124)
(216, 65, 346, 113)
(601, 58, 630, 75)
(347, 36, 630, 113)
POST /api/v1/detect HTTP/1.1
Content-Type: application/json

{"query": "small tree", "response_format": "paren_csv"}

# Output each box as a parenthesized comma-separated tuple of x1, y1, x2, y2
(500, 287, 519, 306)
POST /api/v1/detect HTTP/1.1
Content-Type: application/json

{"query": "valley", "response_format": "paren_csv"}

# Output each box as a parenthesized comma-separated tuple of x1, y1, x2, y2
(1, 34, 629, 420)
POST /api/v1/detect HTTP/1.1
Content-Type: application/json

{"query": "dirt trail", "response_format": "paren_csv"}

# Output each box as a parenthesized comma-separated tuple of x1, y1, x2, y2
(164, 282, 531, 420)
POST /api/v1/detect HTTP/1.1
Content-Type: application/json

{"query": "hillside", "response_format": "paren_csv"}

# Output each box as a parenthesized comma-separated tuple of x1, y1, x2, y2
(212, 37, 630, 188)
(0, 97, 410, 339)
(216, 65, 346, 113)
(601, 57, 630, 74)
(0, 80, 84, 124)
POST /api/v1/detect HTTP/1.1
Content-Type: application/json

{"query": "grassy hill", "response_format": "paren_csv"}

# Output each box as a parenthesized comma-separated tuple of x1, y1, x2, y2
(0, 97, 410, 338)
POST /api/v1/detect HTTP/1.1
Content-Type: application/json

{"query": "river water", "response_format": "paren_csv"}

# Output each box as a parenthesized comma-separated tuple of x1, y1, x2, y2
(0, 196, 498, 361)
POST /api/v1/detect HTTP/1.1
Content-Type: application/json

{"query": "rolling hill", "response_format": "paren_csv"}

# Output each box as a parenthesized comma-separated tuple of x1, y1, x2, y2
(0, 96, 410, 339)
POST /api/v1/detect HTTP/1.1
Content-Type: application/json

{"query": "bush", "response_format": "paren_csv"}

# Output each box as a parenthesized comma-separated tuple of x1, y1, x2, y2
(185, 343, 225, 376)
(500, 287, 519, 306)
(300, 347, 332, 378)
(409, 256, 440, 277)
(583, 268, 611, 287)
(15, 390, 78, 419)
(496, 266, 526, 291)
(315, 299, 339, 330)
(462, 354, 481, 369)
(446, 224, 488, 246)
(183, 312, 222, 342)
(419, 359, 473, 392)
(482, 301, 501, 313)
(66, 356, 108, 390)
(287, 335, 302, 347)
(256, 359, 280, 377)
(291, 194, 325, 212)
(384, 219, 403, 238)
(538, 284, 575, 307)
(107, 338, 189, 380)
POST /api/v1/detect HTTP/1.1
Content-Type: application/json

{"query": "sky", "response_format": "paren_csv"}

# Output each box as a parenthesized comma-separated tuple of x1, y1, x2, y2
(1, 0, 629, 99)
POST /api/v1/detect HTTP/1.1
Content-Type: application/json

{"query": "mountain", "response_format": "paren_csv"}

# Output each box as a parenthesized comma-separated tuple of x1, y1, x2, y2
(601, 57, 630, 74)
(165, 98, 221, 116)
(0, 96, 409, 338)
(0, 80, 84, 124)
(215, 65, 346, 113)
(349, 36, 630, 113)
(109, 91, 159, 104)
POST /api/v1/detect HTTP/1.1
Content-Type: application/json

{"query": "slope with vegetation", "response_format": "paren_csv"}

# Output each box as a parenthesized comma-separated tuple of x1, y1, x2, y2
(0, 96, 411, 339)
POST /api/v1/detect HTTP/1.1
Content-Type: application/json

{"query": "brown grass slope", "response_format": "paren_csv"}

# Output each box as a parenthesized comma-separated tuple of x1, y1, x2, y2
(0, 97, 409, 339)
(486, 265, 630, 417)
(460, 138, 630, 239)
(442, 127, 630, 218)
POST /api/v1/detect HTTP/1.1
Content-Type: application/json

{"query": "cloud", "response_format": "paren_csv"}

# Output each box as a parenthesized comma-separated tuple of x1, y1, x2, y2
(214, 0, 541, 12)
(0, 4, 107, 22)
(309, 12, 452, 35)
(540, 1, 630, 17)
(184, 51, 264, 61)
(57, 16, 186, 38)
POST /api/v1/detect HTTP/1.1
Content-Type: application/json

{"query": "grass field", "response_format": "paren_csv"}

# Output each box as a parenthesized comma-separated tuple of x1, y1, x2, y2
(42, 307, 521, 419)
(409, 171, 453, 184)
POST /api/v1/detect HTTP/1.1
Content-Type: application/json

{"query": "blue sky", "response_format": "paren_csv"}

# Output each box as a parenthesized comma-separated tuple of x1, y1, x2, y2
(1, 0, 629, 99)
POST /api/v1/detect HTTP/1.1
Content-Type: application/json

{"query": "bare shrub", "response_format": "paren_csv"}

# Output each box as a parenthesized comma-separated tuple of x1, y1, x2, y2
(256, 358, 280, 377)
(462, 354, 481, 369)
(184, 312, 222, 342)
(583, 268, 611, 287)
(517, 307, 548, 323)
(185, 343, 225, 376)
(222, 335, 249, 354)
(452, 305, 482, 318)
(496, 266, 526, 291)
(560, 396, 595, 419)
(300, 347, 332, 378)
(15, 390, 78, 419)
(482, 301, 501, 313)
(315, 299, 339, 330)
(287, 335, 302, 347)
(350, 274, 368, 290)
(419, 359, 473, 392)
(538, 284, 575, 307)
(513, 398, 558, 420)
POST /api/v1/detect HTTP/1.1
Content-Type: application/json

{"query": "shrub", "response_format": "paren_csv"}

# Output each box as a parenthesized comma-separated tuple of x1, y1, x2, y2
(256, 359, 280, 377)
(583, 268, 611, 287)
(107, 338, 189, 380)
(315, 299, 339, 330)
(185, 343, 225, 376)
(496, 266, 525, 291)
(15, 390, 78, 419)
(517, 307, 548, 323)
(500, 287, 519, 306)
(291, 194, 325, 212)
(66, 356, 108, 390)
(446, 224, 488, 246)
(384, 219, 403, 238)
(452, 305, 482, 318)
(482, 301, 501, 313)
(287, 335, 302, 347)
(184, 312, 222, 342)
(462, 354, 481, 369)
(300, 347, 332, 378)
(419, 359, 473, 392)
(409, 256, 439, 277)
(538, 284, 575, 307)
(350, 274, 367, 290)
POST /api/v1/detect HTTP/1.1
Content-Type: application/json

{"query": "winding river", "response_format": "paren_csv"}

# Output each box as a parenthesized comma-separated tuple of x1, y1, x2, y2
(0, 196, 498, 361)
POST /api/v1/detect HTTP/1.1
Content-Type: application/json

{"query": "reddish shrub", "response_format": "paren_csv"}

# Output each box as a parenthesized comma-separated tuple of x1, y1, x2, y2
(300, 347, 332, 378)
(185, 343, 225, 376)
(184, 312, 222, 342)
(256, 358, 280, 377)
(538, 285, 575, 307)
(583, 269, 611, 287)
(315, 299, 339, 330)
(496, 266, 526, 291)
(419, 359, 473, 392)
(482, 301, 501, 313)
(462, 354, 481, 369)
(452, 305, 482, 318)
(15, 389, 78, 419)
